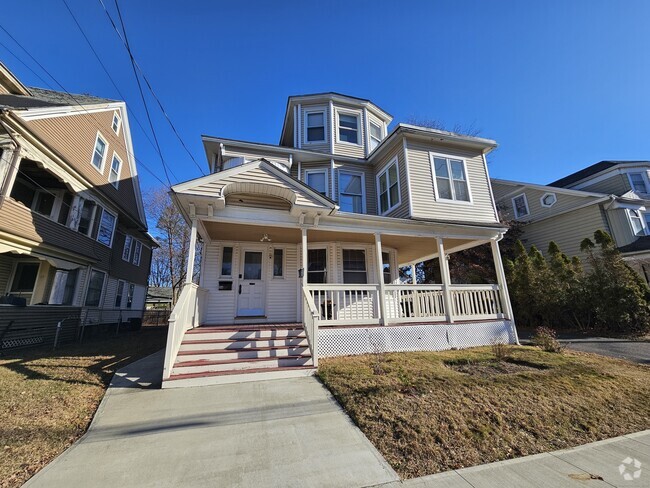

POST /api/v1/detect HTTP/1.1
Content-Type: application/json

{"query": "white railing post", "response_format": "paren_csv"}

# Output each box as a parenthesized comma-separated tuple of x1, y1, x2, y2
(186, 218, 198, 284)
(301, 228, 308, 289)
(410, 263, 417, 284)
(437, 238, 454, 323)
(374, 233, 387, 325)
(490, 239, 513, 320)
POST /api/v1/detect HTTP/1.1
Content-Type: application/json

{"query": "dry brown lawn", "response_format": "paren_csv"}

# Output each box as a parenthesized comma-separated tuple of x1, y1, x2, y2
(0, 328, 167, 488)
(318, 346, 650, 479)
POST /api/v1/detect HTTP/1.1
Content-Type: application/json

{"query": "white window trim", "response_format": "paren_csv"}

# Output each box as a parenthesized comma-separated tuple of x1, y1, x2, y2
(122, 234, 133, 262)
(132, 240, 143, 266)
(338, 169, 366, 213)
(627, 172, 650, 194)
(91, 131, 109, 174)
(627, 208, 648, 236)
(341, 247, 369, 284)
(84, 268, 106, 308)
(368, 120, 382, 152)
(115, 279, 126, 308)
(429, 152, 473, 205)
(272, 247, 285, 279)
(112, 110, 122, 135)
(303, 107, 327, 145)
(306, 244, 329, 284)
(376, 157, 401, 215)
(96, 207, 117, 248)
(109, 151, 122, 189)
(304, 169, 329, 196)
(512, 193, 531, 219)
(335, 108, 363, 147)
(540, 192, 557, 208)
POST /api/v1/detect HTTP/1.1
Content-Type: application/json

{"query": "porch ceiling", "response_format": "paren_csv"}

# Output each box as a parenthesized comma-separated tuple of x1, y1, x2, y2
(202, 221, 302, 243)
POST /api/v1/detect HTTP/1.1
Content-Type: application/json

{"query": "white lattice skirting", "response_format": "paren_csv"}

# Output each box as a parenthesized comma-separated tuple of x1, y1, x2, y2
(317, 320, 517, 357)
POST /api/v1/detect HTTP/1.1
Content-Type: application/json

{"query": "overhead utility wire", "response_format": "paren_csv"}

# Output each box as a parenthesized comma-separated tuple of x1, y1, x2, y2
(99, 0, 206, 176)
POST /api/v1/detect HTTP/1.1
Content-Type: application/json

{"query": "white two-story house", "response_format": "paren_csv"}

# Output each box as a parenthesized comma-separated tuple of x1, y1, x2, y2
(163, 92, 517, 387)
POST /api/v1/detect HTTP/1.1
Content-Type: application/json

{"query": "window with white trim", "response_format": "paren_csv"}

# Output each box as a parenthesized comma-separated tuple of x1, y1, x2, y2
(112, 111, 121, 135)
(77, 199, 97, 236)
(115, 280, 125, 308)
(97, 208, 117, 247)
(220, 246, 233, 276)
(512, 194, 530, 219)
(382, 251, 392, 284)
(305, 170, 328, 196)
(369, 122, 382, 151)
(338, 113, 359, 144)
(432, 156, 470, 202)
(306, 111, 325, 143)
(273, 249, 284, 278)
(132, 240, 142, 266)
(629, 209, 646, 236)
(628, 173, 649, 193)
(122, 235, 133, 261)
(342, 249, 367, 284)
(84, 269, 106, 307)
(540, 192, 557, 208)
(339, 171, 364, 213)
(126, 283, 135, 308)
(91, 133, 108, 171)
(49, 269, 78, 306)
(378, 160, 400, 214)
(109, 153, 122, 188)
(307, 248, 327, 284)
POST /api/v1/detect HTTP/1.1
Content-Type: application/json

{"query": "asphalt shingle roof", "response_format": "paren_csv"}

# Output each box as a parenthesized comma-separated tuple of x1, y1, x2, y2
(618, 236, 650, 254)
(0, 87, 115, 110)
(550, 161, 650, 188)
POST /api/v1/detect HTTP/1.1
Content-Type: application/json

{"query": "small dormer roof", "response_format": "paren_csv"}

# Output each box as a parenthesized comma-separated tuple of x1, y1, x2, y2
(279, 92, 392, 146)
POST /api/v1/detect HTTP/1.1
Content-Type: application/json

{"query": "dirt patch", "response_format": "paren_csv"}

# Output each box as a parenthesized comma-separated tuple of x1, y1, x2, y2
(446, 359, 546, 377)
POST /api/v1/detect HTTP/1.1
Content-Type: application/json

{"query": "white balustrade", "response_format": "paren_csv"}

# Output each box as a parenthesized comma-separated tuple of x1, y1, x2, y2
(449, 284, 503, 321)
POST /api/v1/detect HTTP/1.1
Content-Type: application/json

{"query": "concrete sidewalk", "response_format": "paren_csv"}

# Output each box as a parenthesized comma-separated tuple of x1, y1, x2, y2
(24, 351, 398, 488)
(24, 350, 649, 488)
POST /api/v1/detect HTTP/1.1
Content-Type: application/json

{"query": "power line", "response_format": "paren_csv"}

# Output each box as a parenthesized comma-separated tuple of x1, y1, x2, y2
(98, 0, 206, 176)
(0, 23, 172, 188)
(109, 0, 172, 186)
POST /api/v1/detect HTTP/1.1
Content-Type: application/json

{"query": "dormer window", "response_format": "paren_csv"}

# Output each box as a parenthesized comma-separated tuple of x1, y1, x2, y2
(369, 122, 382, 151)
(338, 113, 359, 144)
(628, 173, 649, 194)
(111, 111, 122, 135)
(306, 111, 325, 143)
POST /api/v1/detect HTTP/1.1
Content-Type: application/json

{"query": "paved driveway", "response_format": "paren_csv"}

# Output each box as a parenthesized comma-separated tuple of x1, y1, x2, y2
(24, 351, 398, 488)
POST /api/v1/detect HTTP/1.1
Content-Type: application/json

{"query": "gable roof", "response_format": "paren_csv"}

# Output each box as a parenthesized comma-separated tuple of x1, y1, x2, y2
(0, 87, 115, 110)
(549, 161, 650, 188)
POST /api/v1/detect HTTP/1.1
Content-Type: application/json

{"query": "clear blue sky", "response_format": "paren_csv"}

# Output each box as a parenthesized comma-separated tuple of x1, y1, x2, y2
(1, 0, 649, 191)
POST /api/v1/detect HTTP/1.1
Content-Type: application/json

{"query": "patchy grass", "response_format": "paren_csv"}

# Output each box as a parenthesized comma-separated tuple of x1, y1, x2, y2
(0, 328, 167, 488)
(318, 347, 650, 479)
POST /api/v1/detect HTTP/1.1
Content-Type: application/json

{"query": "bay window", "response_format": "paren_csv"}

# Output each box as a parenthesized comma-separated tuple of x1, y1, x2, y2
(305, 170, 328, 196)
(369, 122, 382, 151)
(338, 113, 359, 144)
(342, 249, 367, 284)
(306, 111, 325, 142)
(307, 249, 327, 284)
(378, 160, 400, 214)
(339, 171, 364, 213)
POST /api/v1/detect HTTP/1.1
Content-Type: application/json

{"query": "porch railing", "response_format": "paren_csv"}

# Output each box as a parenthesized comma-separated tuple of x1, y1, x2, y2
(301, 287, 320, 367)
(306, 284, 381, 325)
(303, 283, 504, 327)
(449, 284, 503, 321)
(162, 283, 208, 380)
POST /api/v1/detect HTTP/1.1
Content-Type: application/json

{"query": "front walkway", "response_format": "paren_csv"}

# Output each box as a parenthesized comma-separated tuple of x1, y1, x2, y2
(25, 351, 649, 488)
(24, 351, 398, 488)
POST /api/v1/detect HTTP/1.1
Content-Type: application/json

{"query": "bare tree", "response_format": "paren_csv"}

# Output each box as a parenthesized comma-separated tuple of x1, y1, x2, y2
(145, 187, 200, 304)
(405, 116, 482, 137)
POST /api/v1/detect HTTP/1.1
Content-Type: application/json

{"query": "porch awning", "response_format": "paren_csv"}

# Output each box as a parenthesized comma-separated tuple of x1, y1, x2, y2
(0, 243, 83, 270)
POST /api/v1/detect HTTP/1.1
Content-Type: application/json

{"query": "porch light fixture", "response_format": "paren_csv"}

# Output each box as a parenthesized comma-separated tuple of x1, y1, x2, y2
(260, 234, 271, 242)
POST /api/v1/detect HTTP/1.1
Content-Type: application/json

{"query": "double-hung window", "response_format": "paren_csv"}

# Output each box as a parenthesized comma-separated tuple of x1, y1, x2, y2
(97, 208, 117, 247)
(132, 240, 142, 266)
(122, 235, 133, 261)
(109, 153, 122, 188)
(512, 194, 530, 219)
(338, 113, 359, 144)
(49, 269, 78, 305)
(306, 111, 325, 143)
(77, 199, 97, 236)
(305, 170, 328, 196)
(84, 270, 106, 307)
(273, 249, 284, 278)
(115, 280, 125, 308)
(112, 111, 121, 135)
(339, 171, 364, 213)
(369, 122, 382, 151)
(629, 209, 646, 236)
(432, 155, 470, 202)
(126, 283, 135, 308)
(382, 251, 392, 284)
(342, 249, 367, 284)
(378, 160, 400, 214)
(307, 249, 327, 284)
(629, 173, 649, 194)
(91, 133, 108, 172)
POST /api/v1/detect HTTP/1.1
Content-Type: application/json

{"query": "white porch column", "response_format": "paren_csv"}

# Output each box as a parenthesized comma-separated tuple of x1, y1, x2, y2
(437, 238, 454, 323)
(491, 238, 514, 321)
(374, 233, 387, 325)
(410, 264, 417, 284)
(185, 218, 198, 284)
(301, 227, 308, 288)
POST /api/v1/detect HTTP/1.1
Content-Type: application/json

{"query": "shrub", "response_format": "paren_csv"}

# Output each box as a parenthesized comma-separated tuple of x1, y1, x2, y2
(491, 340, 510, 361)
(531, 326, 564, 353)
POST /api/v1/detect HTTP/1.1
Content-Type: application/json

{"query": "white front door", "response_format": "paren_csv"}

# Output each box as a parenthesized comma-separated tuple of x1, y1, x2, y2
(237, 250, 265, 316)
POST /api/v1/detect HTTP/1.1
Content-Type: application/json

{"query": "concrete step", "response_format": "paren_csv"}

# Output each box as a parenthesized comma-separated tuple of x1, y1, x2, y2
(163, 366, 316, 388)
(179, 337, 309, 351)
(171, 355, 313, 375)
(176, 346, 310, 360)
(184, 328, 305, 341)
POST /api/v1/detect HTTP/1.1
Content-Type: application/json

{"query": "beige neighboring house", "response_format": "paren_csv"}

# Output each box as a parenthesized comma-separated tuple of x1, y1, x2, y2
(492, 160, 650, 281)
(163, 92, 518, 388)
(0, 62, 155, 345)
